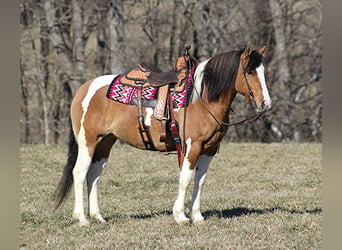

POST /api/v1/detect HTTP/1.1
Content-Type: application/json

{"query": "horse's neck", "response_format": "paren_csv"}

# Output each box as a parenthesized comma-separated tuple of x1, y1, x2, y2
(191, 86, 236, 126)
(222, 88, 237, 121)
(207, 87, 236, 118)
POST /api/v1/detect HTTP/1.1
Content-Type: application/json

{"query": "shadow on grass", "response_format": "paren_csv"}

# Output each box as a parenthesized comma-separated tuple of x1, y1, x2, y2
(202, 207, 322, 219)
(106, 207, 321, 222)
(106, 210, 172, 222)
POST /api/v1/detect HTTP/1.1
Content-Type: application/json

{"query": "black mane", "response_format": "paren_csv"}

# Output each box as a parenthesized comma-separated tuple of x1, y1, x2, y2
(202, 49, 263, 102)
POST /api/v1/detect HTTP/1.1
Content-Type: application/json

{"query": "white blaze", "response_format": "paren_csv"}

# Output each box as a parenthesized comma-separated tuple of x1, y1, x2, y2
(256, 64, 272, 108)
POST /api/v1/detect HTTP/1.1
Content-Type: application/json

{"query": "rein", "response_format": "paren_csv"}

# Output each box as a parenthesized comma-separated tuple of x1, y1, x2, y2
(193, 86, 264, 127)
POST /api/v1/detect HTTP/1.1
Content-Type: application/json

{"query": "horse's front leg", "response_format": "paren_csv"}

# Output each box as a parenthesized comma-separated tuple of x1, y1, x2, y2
(190, 155, 213, 224)
(173, 139, 200, 224)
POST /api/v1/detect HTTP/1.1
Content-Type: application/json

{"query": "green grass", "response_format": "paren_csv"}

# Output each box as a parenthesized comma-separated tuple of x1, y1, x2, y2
(20, 143, 322, 249)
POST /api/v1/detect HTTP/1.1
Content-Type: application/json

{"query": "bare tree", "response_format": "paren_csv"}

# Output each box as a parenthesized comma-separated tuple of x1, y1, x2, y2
(20, 0, 322, 144)
(20, 56, 29, 143)
(72, 0, 86, 84)
(169, 0, 180, 64)
(109, 0, 126, 73)
(269, 0, 291, 141)
(43, 0, 81, 96)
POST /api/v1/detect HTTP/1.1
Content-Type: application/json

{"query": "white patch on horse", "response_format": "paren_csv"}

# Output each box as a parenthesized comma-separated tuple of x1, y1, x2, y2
(192, 59, 210, 104)
(256, 64, 272, 109)
(78, 75, 117, 146)
(81, 75, 116, 115)
(144, 107, 153, 126)
(181, 138, 193, 174)
(173, 138, 194, 224)
(72, 146, 92, 226)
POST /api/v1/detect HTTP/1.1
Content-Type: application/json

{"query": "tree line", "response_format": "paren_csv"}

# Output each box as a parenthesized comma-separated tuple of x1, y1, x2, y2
(20, 0, 322, 144)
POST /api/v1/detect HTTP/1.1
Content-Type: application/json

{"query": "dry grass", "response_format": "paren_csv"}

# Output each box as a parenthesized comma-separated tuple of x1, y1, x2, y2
(20, 143, 322, 249)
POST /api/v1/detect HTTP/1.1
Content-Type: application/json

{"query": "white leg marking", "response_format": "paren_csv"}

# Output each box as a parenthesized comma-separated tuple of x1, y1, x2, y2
(72, 146, 92, 226)
(87, 158, 107, 222)
(190, 155, 213, 224)
(192, 59, 210, 104)
(73, 75, 116, 226)
(144, 107, 153, 126)
(173, 138, 194, 224)
(256, 64, 272, 108)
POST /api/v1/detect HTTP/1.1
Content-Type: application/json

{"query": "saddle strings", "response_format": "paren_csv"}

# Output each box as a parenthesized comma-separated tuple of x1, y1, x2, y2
(181, 46, 195, 155)
(179, 45, 200, 155)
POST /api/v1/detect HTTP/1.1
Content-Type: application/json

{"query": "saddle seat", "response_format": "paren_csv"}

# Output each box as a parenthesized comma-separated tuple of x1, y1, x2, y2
(139, 63, 179, 87)
(119, 63, 179, 88)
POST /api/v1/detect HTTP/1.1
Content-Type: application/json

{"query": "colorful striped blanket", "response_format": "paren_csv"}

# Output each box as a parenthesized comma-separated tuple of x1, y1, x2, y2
(106, 66, 196, 108)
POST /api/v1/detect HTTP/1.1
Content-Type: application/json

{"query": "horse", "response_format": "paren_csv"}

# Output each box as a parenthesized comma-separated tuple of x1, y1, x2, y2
(53, 45, 272, 226)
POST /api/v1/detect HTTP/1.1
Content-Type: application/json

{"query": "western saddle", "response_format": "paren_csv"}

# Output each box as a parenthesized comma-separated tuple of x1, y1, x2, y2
(120, 46, 197, 167)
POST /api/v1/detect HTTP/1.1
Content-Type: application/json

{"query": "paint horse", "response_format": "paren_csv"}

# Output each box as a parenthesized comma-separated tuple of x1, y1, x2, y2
(53, 45, 272, 226)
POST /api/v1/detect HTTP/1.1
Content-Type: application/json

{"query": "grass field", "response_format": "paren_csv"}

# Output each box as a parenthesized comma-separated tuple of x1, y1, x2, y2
(20, 143, 321, 249)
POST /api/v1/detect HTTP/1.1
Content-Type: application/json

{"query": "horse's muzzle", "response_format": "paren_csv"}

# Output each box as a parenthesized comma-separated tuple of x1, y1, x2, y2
(256, 100, 272, 113)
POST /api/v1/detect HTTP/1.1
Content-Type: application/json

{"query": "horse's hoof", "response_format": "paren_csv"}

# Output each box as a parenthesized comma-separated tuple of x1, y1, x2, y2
(73, 212, 90, 226)
(97, 217, 107, 223)
(78, 220, 90, 227)
(174, 216, 190, 224)
(91, 213, 107, 223)
(191, 213, 205, 224)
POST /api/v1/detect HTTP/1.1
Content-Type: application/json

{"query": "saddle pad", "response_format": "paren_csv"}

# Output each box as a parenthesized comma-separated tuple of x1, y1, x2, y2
(106, 66, 196, 108)
(106, 74, 157, 105)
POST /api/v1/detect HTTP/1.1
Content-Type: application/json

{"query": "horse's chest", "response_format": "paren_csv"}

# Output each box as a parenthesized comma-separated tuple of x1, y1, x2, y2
(201, 129, 226, 155)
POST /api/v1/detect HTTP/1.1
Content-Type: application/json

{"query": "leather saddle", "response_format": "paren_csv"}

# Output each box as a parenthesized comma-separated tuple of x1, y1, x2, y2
(119, 62, 182, 88)
(119, 56, 190, 121)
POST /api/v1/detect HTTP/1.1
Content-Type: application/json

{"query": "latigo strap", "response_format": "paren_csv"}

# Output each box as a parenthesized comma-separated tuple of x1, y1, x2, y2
(168, 94, 183, 168)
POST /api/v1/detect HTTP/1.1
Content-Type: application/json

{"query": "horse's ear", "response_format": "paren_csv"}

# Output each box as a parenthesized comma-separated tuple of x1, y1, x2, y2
(258, 45, 267, 56)
(242, 45, 252, 59)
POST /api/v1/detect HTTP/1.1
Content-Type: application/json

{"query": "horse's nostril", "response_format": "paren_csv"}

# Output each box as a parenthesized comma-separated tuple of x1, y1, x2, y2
(261, 101, 266, 109)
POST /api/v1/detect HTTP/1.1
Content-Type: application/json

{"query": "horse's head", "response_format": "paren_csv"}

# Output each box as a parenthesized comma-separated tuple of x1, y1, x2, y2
(235, 45, 272, 113)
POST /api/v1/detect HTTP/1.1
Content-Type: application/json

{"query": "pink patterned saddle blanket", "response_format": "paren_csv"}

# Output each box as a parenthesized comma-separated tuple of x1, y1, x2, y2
(106, 66, 196, 108)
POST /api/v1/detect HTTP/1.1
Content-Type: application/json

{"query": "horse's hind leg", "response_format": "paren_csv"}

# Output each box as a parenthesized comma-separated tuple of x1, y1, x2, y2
(72, 144, 93, 226)
(87, 134, 116, 223)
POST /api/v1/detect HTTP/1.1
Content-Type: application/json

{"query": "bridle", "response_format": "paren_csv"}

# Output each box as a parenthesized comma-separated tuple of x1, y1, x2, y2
(194, 59, 265, 128)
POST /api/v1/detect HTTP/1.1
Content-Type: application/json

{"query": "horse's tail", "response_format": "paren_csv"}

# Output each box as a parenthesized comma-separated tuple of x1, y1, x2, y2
(53, 128, 78, 211)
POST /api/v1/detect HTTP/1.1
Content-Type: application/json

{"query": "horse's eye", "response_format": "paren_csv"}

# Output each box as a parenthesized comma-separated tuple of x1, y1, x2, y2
(247, 71, 254, 75)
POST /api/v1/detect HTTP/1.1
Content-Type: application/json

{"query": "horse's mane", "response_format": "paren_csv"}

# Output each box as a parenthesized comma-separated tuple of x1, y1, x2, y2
(202, 48, 263, 102)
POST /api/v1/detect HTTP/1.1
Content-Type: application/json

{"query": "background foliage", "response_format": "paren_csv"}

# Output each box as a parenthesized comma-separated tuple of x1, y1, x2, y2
(20, 0, 322, 144)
